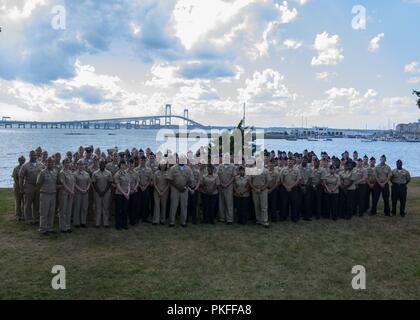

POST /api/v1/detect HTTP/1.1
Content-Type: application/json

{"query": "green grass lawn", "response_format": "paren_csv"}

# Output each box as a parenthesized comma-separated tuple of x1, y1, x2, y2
(1, 180, 419, 300)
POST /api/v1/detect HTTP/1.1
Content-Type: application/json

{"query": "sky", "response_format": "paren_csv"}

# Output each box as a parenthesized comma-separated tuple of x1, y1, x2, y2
(0, 0, 419, 129)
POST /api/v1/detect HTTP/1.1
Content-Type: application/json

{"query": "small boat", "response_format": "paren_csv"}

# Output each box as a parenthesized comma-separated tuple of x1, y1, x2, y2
(323, 138, 333, 141)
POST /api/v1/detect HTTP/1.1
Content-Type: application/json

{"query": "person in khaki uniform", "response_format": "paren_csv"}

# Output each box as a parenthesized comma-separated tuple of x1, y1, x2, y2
(92, 159, 113, 228)
(280, 158, 301, 222)
(217, 153, 236, 224)
(73, 160, 91, 227)
(127, 158, 139, 225)
(153, 160, 170, 225)
(310, 158, 324, 220)
(114, 160, 130, 230)
(323, 165, 341, 220)
(19, 150, 43, 224)
(298, 157, 312, 221)
(340, 161, 358, 220)
(354, 159, 368, 216)
(136, 156, 153, 223)
(58, 158, 75, 233)
(234, 166, 251, 225)
(200, 165, 220, 224)
(167, 156, 194, 227)
(36, 157, 58, 235)
(188, 160, 201, 225)
(266, 160, 280, 222)
(390, 160, 411, 217)
(366, 157, 376, 215)
(87, 155, 99, 220)
(372, 155, 392, 216)
(106, 154, 120, 216)
(249, 158, 270, 228)
(12, 156, 26, 221)
(106, 154, 120, 176)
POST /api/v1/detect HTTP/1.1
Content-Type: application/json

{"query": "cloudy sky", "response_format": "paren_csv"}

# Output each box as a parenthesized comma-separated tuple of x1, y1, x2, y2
(0, 0, 419, 129)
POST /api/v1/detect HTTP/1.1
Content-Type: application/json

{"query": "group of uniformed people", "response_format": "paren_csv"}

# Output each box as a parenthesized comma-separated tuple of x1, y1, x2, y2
(12, 146, 412, 235)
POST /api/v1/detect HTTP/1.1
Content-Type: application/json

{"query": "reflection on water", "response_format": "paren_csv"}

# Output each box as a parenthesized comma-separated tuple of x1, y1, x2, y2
(1, 128, 420, 187)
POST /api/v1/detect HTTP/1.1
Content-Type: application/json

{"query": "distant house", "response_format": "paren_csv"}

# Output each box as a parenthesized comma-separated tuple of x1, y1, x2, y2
(396, 120, 420, 136)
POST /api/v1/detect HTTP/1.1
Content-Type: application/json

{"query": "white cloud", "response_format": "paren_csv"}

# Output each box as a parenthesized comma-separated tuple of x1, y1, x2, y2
(408, 77, 420, 84)
(404, 61, 420, 73)
(311, 32, 344, 66)
(172, 0, 255, 50)
(368, 33, 385, 52)
(238, 69, 295, 103)
(283, 39, 303, 49)
(315, 71, 337, 81)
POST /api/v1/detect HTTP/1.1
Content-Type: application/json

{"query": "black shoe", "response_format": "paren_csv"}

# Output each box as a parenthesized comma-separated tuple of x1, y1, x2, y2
(152, 223, 158, 226)
(226, 222, 233, 225)
(75, 225, 81, 228)
(61, 230, 67, 234)
(160, 222, 165, 225)
(67, 229, 73, 233)
(104, 226, 110, 228)
(81, 224, 87, 228)
(122, 226, 128, 230)
(169, 224, 175, 228)
(303, 218, 312, 221)
(181, 224, 187, 228)
(94, 225, 100, 228)
(41, 231, 49, 236)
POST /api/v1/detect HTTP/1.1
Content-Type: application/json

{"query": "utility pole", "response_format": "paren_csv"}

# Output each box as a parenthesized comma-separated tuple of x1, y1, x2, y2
(243, 102, 246, 127)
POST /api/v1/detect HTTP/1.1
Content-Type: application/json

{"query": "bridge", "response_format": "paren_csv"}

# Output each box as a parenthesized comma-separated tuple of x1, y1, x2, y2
(0, 105, 215, 130)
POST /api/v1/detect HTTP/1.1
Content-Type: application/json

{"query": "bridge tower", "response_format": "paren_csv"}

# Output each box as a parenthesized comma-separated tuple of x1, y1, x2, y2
(183, 109, 189, 126)
(165, 104, 172, 125)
